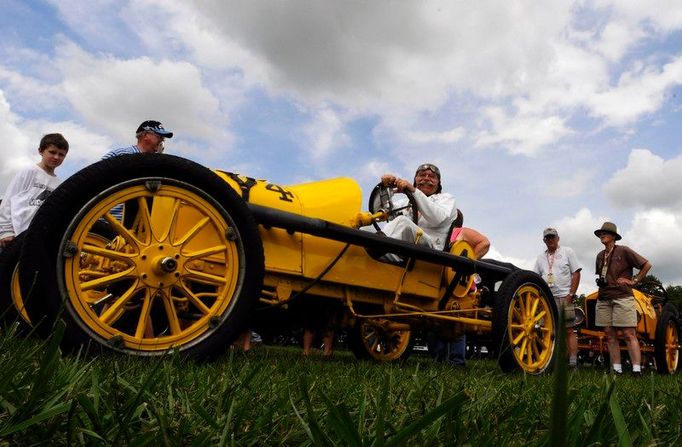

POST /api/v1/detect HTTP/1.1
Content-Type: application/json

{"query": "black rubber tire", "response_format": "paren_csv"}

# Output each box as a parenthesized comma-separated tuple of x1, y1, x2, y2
(0, 233, 31, 333)
(654, 303, 680, 374)
(492, 270, 558, 374)
(347, 320, 414, 362)
(19, 154, 264, 358)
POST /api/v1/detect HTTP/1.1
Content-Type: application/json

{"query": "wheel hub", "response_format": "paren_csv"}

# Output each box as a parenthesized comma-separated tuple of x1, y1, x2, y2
(137, 244, 183, 288)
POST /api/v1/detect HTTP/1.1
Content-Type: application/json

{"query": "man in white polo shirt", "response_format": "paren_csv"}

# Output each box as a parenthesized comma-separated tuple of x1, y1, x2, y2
(533, 227, 582, 369)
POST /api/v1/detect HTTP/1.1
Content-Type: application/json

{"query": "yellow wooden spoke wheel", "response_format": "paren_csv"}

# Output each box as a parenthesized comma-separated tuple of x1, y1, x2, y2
(18, 155, 263, 357)
(655, 303, 680, 374)
(494, 270, 557, 374)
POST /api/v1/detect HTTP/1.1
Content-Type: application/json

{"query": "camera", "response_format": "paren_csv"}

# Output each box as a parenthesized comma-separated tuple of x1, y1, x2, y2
(596, 277, 608, 287)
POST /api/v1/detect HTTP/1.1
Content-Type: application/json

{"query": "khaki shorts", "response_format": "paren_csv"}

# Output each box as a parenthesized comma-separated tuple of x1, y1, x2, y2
(555, 297, 576, 328)
(595, 296, 637, 327)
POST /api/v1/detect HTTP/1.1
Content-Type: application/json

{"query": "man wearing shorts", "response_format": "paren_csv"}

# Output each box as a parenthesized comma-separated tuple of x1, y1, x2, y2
(594, 222, 652, 375)
(533, 227, 582, 369)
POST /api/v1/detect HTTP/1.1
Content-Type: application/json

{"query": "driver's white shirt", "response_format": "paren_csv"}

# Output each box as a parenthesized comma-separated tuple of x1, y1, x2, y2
(412, 190, 457, 249)
(387, 190, 457, 250)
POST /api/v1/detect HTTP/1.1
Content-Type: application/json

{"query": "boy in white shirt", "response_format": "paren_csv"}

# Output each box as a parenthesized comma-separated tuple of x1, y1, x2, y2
(0, 133, 69, 249)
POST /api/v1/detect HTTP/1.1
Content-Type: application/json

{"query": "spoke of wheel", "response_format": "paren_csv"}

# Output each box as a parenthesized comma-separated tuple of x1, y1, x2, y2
(151, 198, 181, 242)
(135, 197, 153, 245)
(134, 289, 153, 339)
(512, 330, 525, 346)
(80, 265, 136, 291)
(81, 243, 136, 262)
(532, 309, 548, 324)
(512, 306, 522, 322)
(518, 338, 528, 360)
(103, 212, 142, 248)
(514, 295, 525, 320)
(177, 282, 212, 315)
(99, 280, 141, 325)
(173, 216, 210, 247)
(526, 340, 534, 365)
(528, 295, 540, 319)
(160, 291, 182, 335)
(184, 244, 228, 261)
(183, 270, 227, 286)
(531, 339, 541, 359)
(150, 196, 180, 241)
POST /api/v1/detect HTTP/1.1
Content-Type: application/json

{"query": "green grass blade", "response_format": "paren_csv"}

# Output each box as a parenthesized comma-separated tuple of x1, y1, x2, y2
(548, 304, 568, 447)
(385, 389, 465, 447)
(0, 401, 71, 437)
(320, 392, 364, 446)
(609, 387, 632, 447)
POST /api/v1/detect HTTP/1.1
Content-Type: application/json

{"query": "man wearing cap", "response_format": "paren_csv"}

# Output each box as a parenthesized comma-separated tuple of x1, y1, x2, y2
(533, 227, 582, 369)
(102, 120, 174, 222)
(379, 163, 457, 254)
(103, 120, 174, 158)
(594, 221, 652, 375)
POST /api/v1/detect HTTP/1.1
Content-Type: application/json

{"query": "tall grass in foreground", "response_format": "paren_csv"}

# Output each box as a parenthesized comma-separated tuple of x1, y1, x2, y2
(1, 325, 682, 446)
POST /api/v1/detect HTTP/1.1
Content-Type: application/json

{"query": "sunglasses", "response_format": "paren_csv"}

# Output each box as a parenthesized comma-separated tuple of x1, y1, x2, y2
(543, 235, 557, 241)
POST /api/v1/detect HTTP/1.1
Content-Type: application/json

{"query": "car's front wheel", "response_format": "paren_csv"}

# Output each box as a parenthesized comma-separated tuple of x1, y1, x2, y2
(19, 154, 264, 358)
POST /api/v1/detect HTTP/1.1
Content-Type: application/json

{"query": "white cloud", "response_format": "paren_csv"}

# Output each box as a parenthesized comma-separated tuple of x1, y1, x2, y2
(407, 127, 465, 144)
(603, 149, 682, 209)
(193, 1, 572, 110)
(0, 91, 34, 186)
(627, 209, 682, 285)
(301, 107, 350, 161)
(474, 108, 572, 155)
(589, 57, 682, 126)
(545, 169, 595, 199)
(56, 41, 224, 146)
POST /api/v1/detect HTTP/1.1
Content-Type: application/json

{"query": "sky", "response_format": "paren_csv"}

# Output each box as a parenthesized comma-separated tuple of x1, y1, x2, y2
(1, 0, 681, 294)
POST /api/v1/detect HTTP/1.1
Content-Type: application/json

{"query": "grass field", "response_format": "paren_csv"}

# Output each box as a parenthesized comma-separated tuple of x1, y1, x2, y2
(1, 324, 681, 446)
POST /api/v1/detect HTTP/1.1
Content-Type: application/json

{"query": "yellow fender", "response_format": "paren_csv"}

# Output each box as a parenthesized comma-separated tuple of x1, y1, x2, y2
(444, 240, 476, 298)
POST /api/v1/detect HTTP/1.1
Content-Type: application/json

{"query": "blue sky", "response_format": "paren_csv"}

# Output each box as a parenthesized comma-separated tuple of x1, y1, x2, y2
(1, 0, 681, 292)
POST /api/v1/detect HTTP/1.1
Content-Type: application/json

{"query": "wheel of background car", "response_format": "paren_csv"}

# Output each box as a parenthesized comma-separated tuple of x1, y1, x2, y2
(654, 303, 680, 374)
(0, 233, 31, 333)
(367, 183, 418, 232)
(348, 319, 414, 362)
(19, 154, 264, 358)
(492, 270, 558, 374)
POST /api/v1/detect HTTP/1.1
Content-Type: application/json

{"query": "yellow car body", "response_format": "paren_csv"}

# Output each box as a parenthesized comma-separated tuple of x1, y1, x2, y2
(11, 154, 559, 373)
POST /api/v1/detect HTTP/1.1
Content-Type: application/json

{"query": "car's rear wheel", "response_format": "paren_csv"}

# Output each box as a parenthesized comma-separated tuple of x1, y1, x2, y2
(654, 303, 680, 374)
(0, 233, 31, 333)
(19, 154, 264, 358)
(348, 318, 414, 362)
(493, 270, 558, 374)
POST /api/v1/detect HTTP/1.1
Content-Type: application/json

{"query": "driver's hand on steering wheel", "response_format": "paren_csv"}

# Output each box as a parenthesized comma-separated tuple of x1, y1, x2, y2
(395, 178, 415, 193)
(381, 174, 396, 186)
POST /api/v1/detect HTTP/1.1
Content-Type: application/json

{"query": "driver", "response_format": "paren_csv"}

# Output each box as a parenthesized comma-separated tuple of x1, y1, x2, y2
(380, 163, 457, 255)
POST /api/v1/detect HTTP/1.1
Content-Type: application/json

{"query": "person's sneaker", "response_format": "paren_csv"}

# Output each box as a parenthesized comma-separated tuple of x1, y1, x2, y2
(612, 369, 623, 375)
(632, 370, 643, 377)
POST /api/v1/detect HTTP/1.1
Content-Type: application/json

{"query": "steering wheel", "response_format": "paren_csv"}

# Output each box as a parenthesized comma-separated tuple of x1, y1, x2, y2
(367, 183, 419, 232)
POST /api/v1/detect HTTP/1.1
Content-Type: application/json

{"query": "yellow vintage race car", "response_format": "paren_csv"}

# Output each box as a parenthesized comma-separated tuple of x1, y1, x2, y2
(576, 282, 680, 374)
(7, 154, 559, 374)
